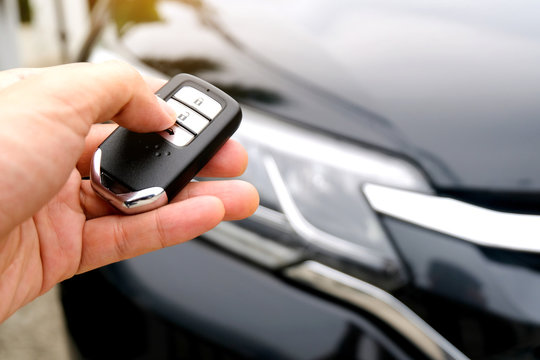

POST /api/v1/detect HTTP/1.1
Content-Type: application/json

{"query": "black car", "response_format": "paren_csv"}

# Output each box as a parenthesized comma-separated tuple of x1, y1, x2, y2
(62, 1, 540, 359)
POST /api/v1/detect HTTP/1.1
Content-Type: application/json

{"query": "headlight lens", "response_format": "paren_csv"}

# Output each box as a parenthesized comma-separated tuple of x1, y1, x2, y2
(219, 106, 432, 287)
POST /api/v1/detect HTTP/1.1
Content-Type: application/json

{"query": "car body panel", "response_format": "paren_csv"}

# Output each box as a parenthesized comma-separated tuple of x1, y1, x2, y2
(120, 0, 540, 192)
(62, 240, 421, 360)
(384, 216, 540, 358)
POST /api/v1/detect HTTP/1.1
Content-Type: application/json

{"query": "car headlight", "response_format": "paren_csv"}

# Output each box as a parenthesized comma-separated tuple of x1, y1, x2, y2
(204, 105, 432, 289)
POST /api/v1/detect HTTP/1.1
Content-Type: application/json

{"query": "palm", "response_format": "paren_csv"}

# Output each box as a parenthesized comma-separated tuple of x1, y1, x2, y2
(0, 170, 85, 319)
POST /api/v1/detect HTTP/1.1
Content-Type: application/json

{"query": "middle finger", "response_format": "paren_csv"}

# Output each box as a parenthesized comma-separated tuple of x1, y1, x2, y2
(80, 178, 258, 220)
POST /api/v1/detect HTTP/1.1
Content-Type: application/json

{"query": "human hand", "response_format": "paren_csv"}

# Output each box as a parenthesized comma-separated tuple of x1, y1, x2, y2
(0, 62, 259, 322)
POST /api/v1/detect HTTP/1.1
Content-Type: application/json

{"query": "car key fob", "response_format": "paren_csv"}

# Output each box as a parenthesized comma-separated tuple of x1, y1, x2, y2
(90, 73, 242, 214)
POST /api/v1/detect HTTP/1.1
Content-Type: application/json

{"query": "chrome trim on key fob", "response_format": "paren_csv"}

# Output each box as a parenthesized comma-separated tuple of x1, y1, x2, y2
(90, 149, 168, 214)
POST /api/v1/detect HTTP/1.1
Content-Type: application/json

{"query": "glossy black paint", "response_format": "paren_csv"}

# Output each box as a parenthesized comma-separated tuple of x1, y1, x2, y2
(383, 216, 540, 359)
(62, 240, 422, 360)
(119, 0, 540, 194)
(64, 1, 540, 359)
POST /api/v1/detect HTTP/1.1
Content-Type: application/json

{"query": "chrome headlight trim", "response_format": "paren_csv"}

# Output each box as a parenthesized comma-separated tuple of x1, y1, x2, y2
(203, 218, 303, 269)
(285, 261, 469, 360)
(364, 183, 540, 253)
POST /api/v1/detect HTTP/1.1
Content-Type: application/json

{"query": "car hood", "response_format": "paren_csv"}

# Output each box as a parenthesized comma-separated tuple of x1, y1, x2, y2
(119, 0, 540, 195)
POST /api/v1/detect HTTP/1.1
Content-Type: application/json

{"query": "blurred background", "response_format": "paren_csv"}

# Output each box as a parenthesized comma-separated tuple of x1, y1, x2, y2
(1, 1, 88, 359)
(0, 0, 90, 68)
(3, 1, 540, 359)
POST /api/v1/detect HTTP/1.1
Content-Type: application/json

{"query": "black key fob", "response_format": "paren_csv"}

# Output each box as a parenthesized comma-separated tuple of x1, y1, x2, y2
(90, 73, 242, 214)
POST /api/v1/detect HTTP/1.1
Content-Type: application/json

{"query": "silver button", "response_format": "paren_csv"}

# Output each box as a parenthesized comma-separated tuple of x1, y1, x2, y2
(159, 124, 194, 146)
(174, 86, 222, 119)
(166, 98, 209, 134)
(166, 98, 187, 118)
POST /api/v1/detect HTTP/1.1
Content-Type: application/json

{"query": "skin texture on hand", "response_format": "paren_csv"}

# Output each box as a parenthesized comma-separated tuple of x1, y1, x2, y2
(0, 62, 259, 322)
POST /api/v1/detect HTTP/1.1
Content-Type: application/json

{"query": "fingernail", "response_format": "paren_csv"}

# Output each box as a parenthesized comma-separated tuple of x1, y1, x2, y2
(157, 96, 177, 124)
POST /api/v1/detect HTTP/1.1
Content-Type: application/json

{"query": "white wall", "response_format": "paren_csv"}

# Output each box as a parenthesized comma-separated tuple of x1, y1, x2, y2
(0, 0, 20, 69)
(17, 0, 90, 67)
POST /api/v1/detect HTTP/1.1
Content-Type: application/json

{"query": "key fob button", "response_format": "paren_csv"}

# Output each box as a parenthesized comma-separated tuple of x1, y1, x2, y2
(166, 98, 209, 134)
(159, 123, 194, 146)
(174, 86, 222, 119)
(166, 98, 188, 118)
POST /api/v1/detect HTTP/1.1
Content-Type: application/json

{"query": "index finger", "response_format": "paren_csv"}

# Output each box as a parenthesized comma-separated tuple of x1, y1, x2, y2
(1, 61, 176, 133)
(0, 62, 177, 230)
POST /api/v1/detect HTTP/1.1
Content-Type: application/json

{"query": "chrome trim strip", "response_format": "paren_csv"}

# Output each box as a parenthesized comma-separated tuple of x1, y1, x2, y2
(285, 261, 469, 360)
(90, 149, 168, 214)
(250, 205, 293, 233)
(264, 155, 393, 273)
(204, 221, 303, 269)
(364, 183, 540, 253)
